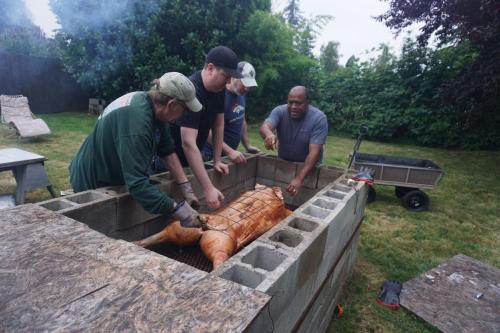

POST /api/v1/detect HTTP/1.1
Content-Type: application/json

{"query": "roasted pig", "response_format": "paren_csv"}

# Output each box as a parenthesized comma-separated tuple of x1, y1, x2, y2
(133, 185, 292, 268)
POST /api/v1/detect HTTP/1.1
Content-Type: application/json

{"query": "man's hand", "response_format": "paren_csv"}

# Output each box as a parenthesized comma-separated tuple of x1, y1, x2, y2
(264, 134, 277, 150)
(228, 149, 247, 164)
(214, 161, 229, 175)
(178, 181, 200, 209)
(246, 145, 261, 154)
(286, 177, 303, 197)
(204, 186, 224, 209)
(172, 201, 201, 228)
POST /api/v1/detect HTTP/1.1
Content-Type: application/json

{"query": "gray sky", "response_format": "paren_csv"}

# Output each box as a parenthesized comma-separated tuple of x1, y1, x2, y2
(25, 0, 414, 64)
(272, 0, 417, 63)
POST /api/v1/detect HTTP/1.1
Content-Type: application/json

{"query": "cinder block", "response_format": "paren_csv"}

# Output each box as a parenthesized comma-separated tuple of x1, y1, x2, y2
(236, 154, 257, 183)
(53, 190, 117, 236)
(244, 178, 257, 191)
(37, 198, 76, 211)
(211, 161, 237, 191)
(114, 222, 145, 242)
(220, 264, 265, 289)
(317, 165, 343, 188)
(112, 192, 160, 231)
(255, 177, 276, 188)
(256, 155, 277, 180)
(274, 158, 297, 183)
(296, 163, 319, 189)
(298, 204, 333, 222)
(292, 187, 318, 207)
(144, 216, 170, 238)
(241, 245, 288, 272)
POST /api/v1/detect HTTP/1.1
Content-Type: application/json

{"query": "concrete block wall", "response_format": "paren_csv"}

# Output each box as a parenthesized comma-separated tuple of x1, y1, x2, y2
(34, 155, 260, 241)
(37, 190, 117, 236)
(34, 154, 366, 333)
(213, 178, 367, 333)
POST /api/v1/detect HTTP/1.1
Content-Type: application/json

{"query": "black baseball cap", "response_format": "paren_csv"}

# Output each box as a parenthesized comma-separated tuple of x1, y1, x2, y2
(205, 46, 243, 79)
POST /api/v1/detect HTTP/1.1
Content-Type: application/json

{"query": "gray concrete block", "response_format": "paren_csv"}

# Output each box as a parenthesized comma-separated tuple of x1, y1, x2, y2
(114, 222, 145, 242)
(296, 231, 359, 333)
(274, 158, 297, 183)
(241, 244, 288, 272)
(236, 154, 257, 183)
(211, 161, 237, 191)
(317, 165, 344, 188)
(220, 264, 266, 289)
(256, 155, 277, 180)
(144, 216, 170, 238)
(292, 187, 318, 207)
(37, 198, 76, 211)
(37, 191, 118, 237)
(255, 177, 276, 187)
(97, 187, 160, 231)
(296, 163, 319, 189)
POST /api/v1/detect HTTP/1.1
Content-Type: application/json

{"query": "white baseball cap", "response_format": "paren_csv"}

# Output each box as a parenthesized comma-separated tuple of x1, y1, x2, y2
(158, 72, 202, 112)
(237, 61, 258, 88)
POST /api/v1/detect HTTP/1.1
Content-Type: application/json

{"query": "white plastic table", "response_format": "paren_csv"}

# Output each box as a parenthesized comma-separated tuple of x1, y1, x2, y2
(0, 148, 56, 204)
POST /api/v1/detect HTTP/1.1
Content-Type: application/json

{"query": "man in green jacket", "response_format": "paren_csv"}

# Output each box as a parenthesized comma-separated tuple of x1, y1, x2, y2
(69, 72, 202, 228)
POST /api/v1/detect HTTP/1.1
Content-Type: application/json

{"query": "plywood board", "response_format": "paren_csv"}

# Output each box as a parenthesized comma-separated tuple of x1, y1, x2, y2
(0, 205, 270, 332)
(401, 254, 500, 333)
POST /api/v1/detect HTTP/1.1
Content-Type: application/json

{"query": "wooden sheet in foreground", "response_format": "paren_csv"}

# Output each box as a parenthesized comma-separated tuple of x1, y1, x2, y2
(400, 254, 500, 333)
(0, 205, 269, 332)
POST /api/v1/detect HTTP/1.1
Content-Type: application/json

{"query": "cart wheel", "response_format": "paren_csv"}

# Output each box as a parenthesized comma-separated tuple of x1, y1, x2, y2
(395, 186, 412, 198)
(401, 190, 429, 212)
(367, 186, 376, 204)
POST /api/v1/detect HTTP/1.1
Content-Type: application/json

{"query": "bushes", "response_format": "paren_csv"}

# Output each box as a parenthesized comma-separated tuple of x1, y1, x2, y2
(315, 40, 499, 149)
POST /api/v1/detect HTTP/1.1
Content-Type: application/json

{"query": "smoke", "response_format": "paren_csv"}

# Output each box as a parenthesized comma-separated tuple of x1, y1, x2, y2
(49, 0, 160, 35)
(0, 0, 35, 30)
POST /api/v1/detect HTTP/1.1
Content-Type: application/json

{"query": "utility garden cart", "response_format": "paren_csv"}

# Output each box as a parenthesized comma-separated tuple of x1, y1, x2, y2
(348, 127, 444, 212)
(353, 153, 443, 211)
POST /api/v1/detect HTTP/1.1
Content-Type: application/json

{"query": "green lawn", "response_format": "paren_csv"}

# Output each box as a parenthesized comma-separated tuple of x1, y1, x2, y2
(1, 112, 499, 332)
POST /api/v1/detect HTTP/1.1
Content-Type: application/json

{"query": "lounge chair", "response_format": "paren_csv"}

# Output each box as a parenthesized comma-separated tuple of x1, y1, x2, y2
(0, 95, 51, 139)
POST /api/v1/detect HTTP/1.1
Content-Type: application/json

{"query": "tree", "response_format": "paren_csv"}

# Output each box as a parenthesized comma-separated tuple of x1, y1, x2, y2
(50, 0, 271, 99)
(283, 0, 303, 27)
(378, 0, 500, 149)
(319, 41, 340, 73)
(236, 11, 317, 119)
(0, 0, 56, 57)
(0, 0, 32, 31)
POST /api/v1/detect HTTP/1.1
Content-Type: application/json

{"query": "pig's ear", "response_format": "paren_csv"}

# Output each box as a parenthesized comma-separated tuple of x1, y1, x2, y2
(255, 183, 265, 190)
(272, 186, 284, 201)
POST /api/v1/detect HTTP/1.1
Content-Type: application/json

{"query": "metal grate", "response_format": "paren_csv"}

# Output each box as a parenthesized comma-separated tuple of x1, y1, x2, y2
(149, 189, 298, 273)
(152, 243, 213, 272)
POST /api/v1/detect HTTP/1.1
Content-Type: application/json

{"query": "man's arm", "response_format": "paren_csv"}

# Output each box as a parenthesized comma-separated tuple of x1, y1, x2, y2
(211, 113, 229, 173)
(180, 126, 224, 209)
(286, 144, 322, 196)
(207, 129, 246, 163)
(259, 121, 277, 150)
(241, 119, 260, 154)
(161, 153, 188, 183)
(118, 135, 175, 214)
(161, 153, 200, 209)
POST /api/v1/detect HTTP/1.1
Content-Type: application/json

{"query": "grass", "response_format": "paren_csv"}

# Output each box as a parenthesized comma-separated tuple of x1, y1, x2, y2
(1, 113, 499, 332)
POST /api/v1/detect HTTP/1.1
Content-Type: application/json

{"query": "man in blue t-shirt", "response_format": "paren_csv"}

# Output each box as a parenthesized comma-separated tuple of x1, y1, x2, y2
(260, 86, 328, 196)
(202, 61, 261, 163)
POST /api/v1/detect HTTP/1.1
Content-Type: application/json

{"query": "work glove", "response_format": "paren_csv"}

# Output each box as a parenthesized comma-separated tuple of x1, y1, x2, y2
(352, 166, 375, 185)
(178, 181, 200, 210)
(172, 201, 202, 228)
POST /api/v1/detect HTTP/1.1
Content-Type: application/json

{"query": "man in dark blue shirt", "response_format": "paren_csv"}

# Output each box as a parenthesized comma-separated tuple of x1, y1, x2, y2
(170, 46, 242, 210)
(202, 61, 260, 163)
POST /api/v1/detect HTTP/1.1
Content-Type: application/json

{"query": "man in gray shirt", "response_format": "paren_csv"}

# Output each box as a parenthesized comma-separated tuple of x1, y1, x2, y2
(260, 86, 328, 196)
